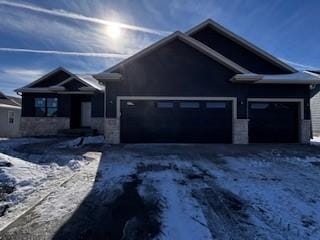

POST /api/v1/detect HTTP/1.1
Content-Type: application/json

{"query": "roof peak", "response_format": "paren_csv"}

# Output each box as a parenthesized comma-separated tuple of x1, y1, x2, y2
(186, 19, 297, 73)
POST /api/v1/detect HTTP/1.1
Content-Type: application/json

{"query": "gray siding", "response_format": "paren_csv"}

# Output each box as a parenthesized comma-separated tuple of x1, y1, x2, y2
(311, 91, 320, 135)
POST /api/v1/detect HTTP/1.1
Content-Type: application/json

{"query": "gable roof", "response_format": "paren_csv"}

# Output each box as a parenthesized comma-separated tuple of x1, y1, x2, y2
(16, 67, 71, 90)
(186, 19, 297, 73)
(0, 91, 21, 108)
(98, 31, 250, 75)
(16, 67, 104, 92)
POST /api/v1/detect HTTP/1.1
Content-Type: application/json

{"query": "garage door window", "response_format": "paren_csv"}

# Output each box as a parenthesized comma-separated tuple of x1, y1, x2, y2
(206, 102, 226, 109)
(250, 103, 269, 109)
(157, 102, 174, 108)
(126, 101, 135, 107)
(179, 102, 200, 108)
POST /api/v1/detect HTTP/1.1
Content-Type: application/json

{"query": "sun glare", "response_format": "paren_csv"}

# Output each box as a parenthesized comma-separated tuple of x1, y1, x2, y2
(106, 24, 122, 39)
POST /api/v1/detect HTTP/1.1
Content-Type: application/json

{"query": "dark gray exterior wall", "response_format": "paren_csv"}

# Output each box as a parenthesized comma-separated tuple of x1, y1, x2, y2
(63, 80, 86, 91)
(190, 27, 292, 74)
(22, 92, 104, 118)
(92, 93, 104, 117)
(32, 71, 71, 87)
(106, 39, 310, 119)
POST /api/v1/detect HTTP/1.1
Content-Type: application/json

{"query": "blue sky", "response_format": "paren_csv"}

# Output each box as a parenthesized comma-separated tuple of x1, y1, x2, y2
(1, 0, 320, 95)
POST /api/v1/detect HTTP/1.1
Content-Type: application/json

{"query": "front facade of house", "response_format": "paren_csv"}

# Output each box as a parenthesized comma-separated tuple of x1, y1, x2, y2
(0, 92, 21, 137)
(17, 69, 105, 136)
(17, 19, 320, 143)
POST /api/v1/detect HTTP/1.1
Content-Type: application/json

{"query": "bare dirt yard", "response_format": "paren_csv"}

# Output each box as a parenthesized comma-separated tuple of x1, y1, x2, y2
(0, 140, 320, 240)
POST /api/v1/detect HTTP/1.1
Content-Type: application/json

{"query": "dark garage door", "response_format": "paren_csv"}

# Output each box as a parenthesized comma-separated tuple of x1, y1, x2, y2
(248, 102, 299, 143)
(120, 100, 232, 143)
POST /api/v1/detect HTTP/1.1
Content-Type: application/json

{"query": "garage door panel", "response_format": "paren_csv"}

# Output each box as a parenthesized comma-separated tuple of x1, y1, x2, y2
(249, 102, 299, 143)
(120, 100, 232, 143)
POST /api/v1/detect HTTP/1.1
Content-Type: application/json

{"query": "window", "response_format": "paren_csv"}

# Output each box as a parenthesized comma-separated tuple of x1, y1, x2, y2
(126, 101, 135, 106)
(206, 102, 226, 109)
(250, 103, 269, 109)
(35, 98, 58, 117)
(179, 102, 200, 109)
(157, 102, 174, 108)
(8, 111, 14, 124)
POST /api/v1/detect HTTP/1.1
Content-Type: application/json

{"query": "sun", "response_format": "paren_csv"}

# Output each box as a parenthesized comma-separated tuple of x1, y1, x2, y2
(106, 24, 122, 39)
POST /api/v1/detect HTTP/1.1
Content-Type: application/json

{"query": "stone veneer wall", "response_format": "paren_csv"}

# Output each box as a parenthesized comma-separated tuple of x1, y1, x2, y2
(20, 117, 69, 136)
(300, 119, 311, 144)
(103, 117, 310, 144)
(232, 119, 249, 144)
(91, 117, 104, 134)
(105, 118, 120, 144)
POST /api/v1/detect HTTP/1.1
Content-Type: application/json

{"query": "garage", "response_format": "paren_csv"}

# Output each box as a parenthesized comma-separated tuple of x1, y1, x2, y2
(248, 101, 299, 143)
(120, 100, 233, 143)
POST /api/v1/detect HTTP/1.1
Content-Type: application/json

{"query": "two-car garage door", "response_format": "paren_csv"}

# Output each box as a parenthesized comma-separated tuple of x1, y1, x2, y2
(120, 100, 233, 143)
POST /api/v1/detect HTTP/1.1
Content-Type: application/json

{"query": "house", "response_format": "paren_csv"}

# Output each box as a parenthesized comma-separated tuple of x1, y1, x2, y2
(16, 68, 104, 136)
(0, 91, 21, 137)
(309, 70, 320, 136)
(17, 19, 320, 143)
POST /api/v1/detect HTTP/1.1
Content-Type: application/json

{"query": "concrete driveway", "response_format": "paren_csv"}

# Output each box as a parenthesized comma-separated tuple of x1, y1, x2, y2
(1, 143, 320, 240)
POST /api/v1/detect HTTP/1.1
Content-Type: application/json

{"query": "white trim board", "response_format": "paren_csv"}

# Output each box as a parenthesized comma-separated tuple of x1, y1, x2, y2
(100, 32, 249, 75)
(247, 98, 304, 120)
(0, 104, 21, 109)
(186, 19, 297, 73)
(116, 96, 237, 120)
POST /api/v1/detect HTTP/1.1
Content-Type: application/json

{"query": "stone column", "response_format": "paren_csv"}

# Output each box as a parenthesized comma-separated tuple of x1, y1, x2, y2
(300, 119, 311, 144)
(232, 119, 249, 144)
(105, 118, 120, 144)
(90, 117, 104, 134)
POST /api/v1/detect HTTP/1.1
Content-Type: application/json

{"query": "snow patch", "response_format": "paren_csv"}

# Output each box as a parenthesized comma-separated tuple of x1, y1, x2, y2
(57, 136, 105, 148)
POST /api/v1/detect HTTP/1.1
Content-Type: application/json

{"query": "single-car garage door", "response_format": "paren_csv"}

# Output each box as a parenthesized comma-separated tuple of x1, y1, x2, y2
(120, 100, 233, 143)
(248, 102, 299, 143)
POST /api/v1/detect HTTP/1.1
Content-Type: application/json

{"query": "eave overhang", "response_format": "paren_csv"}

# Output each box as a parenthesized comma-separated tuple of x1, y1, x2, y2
(93, 73, 123, 84)
(231, 71, 320, 84)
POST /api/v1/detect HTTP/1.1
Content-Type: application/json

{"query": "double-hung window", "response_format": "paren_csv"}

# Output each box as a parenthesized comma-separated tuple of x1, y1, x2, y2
(35, 98, 58, 117)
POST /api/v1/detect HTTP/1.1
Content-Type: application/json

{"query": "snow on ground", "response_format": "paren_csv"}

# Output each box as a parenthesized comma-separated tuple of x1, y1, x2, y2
(140, 169, 212, 239)
(0, 136, 104, 230)
(311, 136, 320, 146)
(196, 152, 320, 239)
(1, 143, 320, 240)
(56, 136, 105, 148)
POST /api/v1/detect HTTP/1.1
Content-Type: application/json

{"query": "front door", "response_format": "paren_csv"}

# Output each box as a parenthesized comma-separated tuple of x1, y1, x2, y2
(81, 102, 91, 127)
